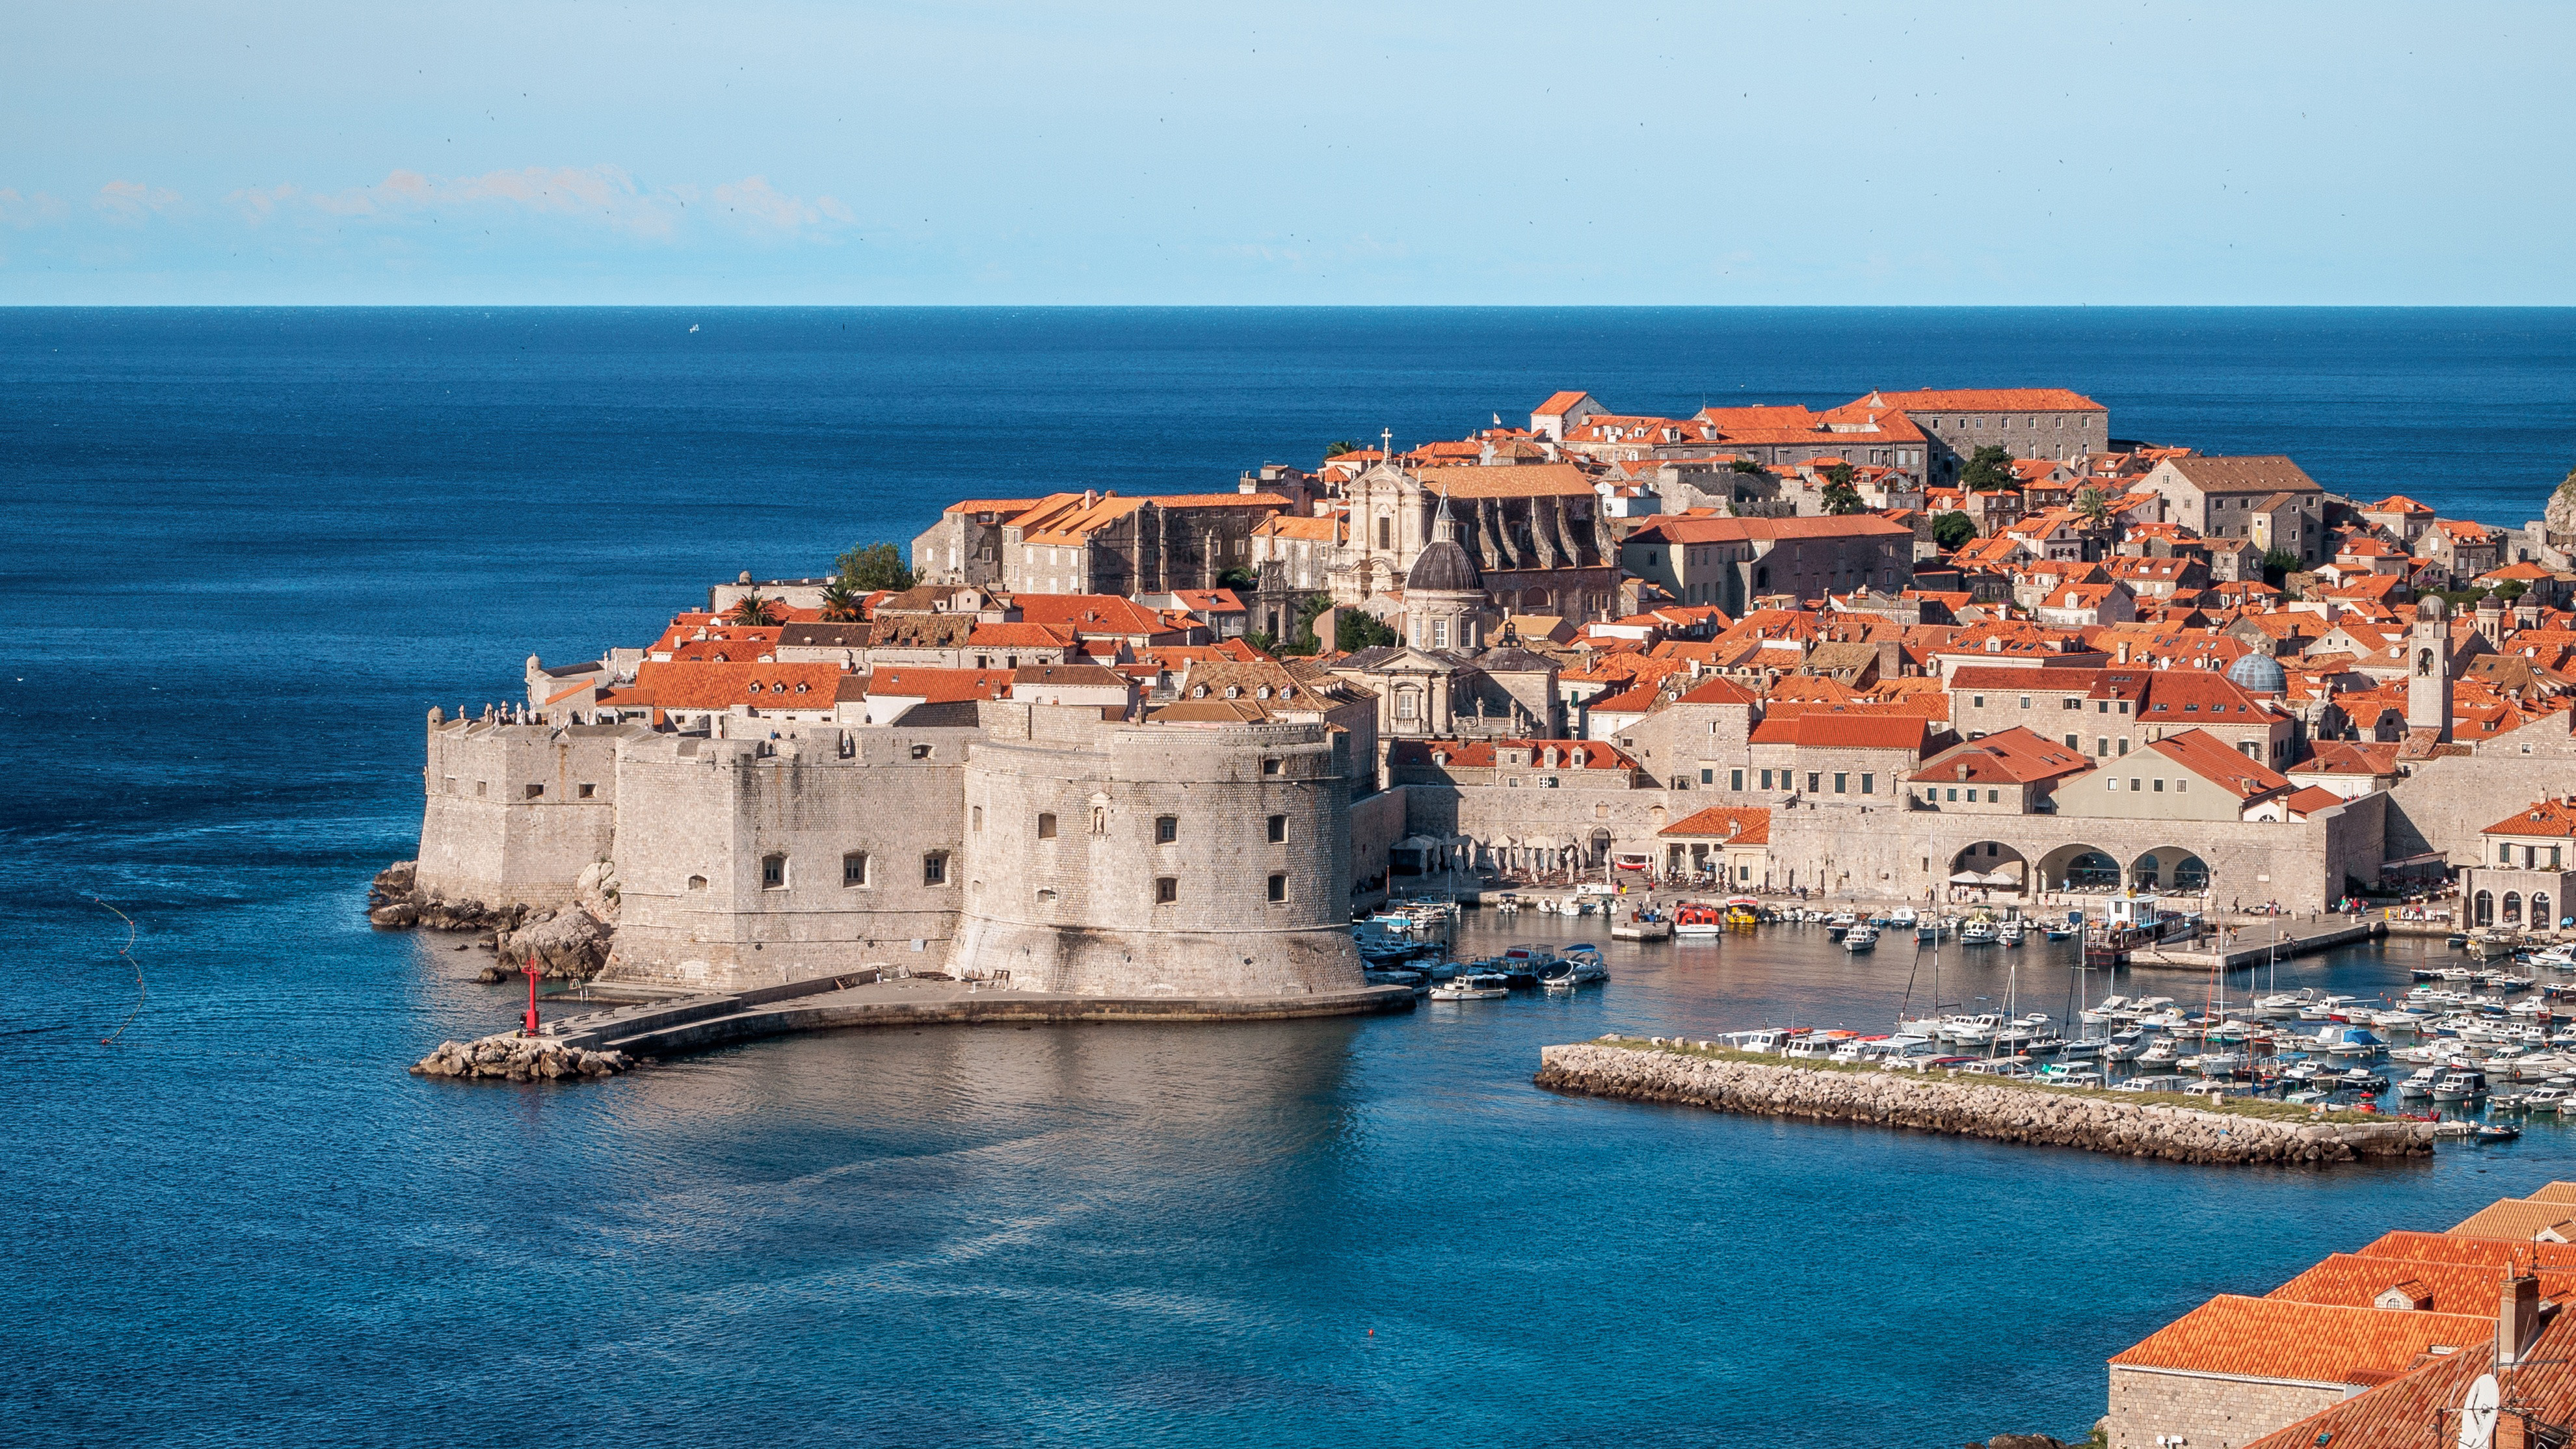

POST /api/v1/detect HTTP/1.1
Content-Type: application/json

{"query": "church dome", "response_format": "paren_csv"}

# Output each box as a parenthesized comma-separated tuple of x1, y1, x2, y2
(1406, 536, 1481, 594)
(2225, 652, 2287, 696)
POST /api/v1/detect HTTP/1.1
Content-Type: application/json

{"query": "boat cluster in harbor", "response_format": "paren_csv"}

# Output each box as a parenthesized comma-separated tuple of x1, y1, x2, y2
(1352, 903, 1609, 998)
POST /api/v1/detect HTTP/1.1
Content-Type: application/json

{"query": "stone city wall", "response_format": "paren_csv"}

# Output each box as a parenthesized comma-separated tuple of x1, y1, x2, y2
(603, 724, 974, 990)
(2106, 1366, 2348, 1449)
(415, 714, 630, 908)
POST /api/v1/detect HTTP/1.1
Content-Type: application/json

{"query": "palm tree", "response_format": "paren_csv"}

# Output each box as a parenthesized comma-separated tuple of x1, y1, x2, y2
(2072, 485, 2112, 530)
(818, 578, 864, 622)
(728, 592, 783, 628)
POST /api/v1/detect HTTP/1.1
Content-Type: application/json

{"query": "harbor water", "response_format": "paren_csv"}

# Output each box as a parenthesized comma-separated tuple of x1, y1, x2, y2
(10, 307, 2576, 1446)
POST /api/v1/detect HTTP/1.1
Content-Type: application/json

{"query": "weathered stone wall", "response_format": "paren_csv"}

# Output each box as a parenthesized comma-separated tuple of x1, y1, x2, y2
(1766, 798, 2369, 909)
(2383, 752, 2576, 864)
(2107, 1366, 2348, 1449)
(1350, 786, 1408, 892)
(604, 724, 974, 989)
(951, 711, 1363, 995)
(416, 714, 630, 908)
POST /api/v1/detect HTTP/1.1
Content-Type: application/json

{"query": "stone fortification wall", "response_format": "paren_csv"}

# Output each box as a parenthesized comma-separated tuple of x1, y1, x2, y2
(415, 713, 630, 907)
(1766, 799, 2368, 910)
(2106, 1367, 2343, 1449)
(951, 708, 1364, 996)
(1416, 784, 1675, 868)
(2383, 752, 2576, 864)
(1537, 1041, 2433, 1165)
(1350, 786, 1408, 892)
(604, 723, 974, 990)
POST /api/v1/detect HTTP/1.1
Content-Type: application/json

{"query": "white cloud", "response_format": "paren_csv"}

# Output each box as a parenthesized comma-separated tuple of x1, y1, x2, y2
(94, 181, 181, 224)
(711, 176, 854, 234)
(0, 189, 70, 228)
(222, 166, 853, 243)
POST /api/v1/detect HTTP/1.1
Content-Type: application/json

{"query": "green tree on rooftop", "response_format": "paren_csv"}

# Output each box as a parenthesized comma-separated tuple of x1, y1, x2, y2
(1933, 511, 1977, 550)
(1959, 445, 2019, 492)
(835, 542, 915, 592)
(2072, 485, 2114, 529)
(728, 592, 784, 628)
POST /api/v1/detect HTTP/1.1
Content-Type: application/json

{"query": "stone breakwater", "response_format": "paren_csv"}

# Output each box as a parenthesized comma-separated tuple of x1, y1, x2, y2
(1534, 1040, 2436, 1167)
(409, 1035, 633, 1082)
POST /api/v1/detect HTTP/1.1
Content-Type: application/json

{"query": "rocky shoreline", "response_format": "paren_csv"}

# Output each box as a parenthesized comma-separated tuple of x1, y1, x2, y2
(366, 859, 618, 981)
(1535, 1039, 2435, 1167)
(409, 1034, 635, 1082)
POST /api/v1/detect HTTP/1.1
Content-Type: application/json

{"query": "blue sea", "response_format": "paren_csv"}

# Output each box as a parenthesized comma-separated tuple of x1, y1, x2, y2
(6, 308, 2576, 1447)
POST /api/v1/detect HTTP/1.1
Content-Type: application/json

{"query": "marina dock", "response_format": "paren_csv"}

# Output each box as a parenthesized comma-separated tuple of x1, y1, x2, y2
(2127, 919, 2387, 970)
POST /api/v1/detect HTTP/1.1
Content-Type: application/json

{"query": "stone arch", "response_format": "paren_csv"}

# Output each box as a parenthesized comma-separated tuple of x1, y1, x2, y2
(1947, 841, 2029, 894)
(2504, 891, 2524, 925)
(1588, 827, 1612, 866)
(2131, 848, 2210, 893)
(2038, 842, 2121, 892)
(2538, 891, 2555, 928)
(2475, 890, 2495, 927)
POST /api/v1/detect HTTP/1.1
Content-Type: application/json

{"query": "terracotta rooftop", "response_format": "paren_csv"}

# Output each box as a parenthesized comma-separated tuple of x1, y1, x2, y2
(2109, 1294, 2490, 1386)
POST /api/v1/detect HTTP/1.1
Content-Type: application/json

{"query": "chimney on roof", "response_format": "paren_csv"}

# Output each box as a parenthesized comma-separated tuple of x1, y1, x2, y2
(2500, 1271, 2543, 1370)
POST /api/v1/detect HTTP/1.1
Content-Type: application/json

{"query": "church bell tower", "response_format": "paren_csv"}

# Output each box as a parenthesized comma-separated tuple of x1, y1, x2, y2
(2407, 595, 2453, 741)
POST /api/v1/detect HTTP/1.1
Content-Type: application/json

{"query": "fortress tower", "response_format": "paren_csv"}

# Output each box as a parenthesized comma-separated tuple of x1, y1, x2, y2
(950, 706, 1363, 996)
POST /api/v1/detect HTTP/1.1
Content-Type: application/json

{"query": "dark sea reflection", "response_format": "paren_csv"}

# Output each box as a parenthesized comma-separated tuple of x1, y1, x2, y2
(7, 308, 2575, 1446)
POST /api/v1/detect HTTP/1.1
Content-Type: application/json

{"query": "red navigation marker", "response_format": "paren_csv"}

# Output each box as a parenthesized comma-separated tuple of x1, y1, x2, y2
(521, 952, 542, 1037)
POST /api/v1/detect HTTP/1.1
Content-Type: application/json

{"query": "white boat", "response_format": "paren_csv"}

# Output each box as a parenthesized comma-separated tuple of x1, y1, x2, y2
(2432, 1069, 2491, 1102)
(2258, 989, 2319, 1017)
(2527, 1085, 2573, 1112)
(1429, 972, 1509, 1002)
(1958, 918, 1999, 946)
(1998, 918, 2026, 946)
(2137, 1040, 2181, 1066)
(1887, 907, 1919, 929)
(1843, 925, 1879, 953)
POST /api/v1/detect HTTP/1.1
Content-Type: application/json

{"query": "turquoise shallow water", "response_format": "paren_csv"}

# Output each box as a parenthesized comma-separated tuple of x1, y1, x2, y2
(5, 308, 2575, 1446)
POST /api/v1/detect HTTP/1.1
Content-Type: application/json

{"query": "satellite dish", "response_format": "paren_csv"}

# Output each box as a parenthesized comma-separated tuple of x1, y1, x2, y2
(2459, 1372, 2501, 1449)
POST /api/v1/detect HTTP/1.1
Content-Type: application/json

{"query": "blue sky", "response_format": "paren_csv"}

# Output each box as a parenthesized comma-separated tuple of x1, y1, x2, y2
(5, 1, 2570, 304)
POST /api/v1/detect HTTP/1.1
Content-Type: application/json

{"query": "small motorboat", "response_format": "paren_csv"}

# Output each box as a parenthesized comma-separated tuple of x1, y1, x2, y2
(1673, 903, 1727, 938)
(2525, 1085, 2573, 1113)
(1843, 925, 1879, 953)
(2432, 1069, 2491, 1102)
(1428, 972, 1509, 1002)
(2338, 1068, 2389, 1092)
(2476, 1123, 2524, 1143)
(1824, 912, 1857, 937)
(1958, 917, 1999, 946)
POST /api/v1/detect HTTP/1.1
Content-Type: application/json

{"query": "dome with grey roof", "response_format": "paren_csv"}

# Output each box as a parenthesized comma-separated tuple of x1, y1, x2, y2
(2225, 652, 2287, 696)
(1405, 536, 1481, 594)
(1405, 493, 1481, 594)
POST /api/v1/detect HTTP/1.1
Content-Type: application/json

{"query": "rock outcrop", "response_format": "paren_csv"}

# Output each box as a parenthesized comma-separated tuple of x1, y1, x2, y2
(365, 860, 531, 933)
(409, 1035, 631, 1082)
(367, 858, 615, 979)
(492, 907, 610, 979)
(1535, 1040, 2436, 1167)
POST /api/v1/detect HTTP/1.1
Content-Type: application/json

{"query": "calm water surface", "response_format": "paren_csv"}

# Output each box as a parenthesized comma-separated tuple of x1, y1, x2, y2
(6, 309, 2576, 1446)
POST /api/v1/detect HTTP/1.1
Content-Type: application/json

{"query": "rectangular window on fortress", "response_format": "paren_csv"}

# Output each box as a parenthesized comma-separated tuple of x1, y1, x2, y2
(843, 853, 870, 887)
(1731, 769, 1745, 791)
(923, 853, 949, 886)
(1266, 874, 1286, 903)
(1267, 815, 1286, 843)
(1156, 815, 1178, 844)
(762, 855, 787, 889)
(1861, 774, 1874, 795)
(476, 781, 488, 797)
(1156, 877, 1178, 904)
(1262, 758, 1282, 776)
(1037, 812, 1057, 840)
(972, 806, 983, 831)
(578, 783, 595, 799)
